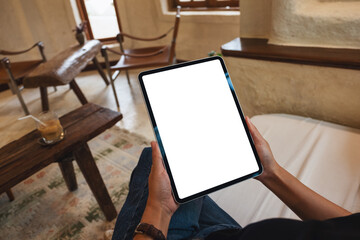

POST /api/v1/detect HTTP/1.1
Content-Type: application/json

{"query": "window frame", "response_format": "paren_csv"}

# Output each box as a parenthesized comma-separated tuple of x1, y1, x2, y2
(75, 0, 122, 43)
(168, 0, 239, 11)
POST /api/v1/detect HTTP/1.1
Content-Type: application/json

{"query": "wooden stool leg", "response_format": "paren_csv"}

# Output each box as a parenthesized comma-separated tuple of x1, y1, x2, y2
(69, 80, 88, 105)
(93, 57, 109, 85)
(40, 86, 49, 111)
(73, 143, 117, 221)
(6, 189, 15, 202)
(109, 71, 120, 111)
(58, 161, 78, 191)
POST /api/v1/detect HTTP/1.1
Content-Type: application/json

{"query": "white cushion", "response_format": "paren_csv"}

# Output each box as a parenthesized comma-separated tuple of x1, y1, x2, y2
(210, 114, 360, 226)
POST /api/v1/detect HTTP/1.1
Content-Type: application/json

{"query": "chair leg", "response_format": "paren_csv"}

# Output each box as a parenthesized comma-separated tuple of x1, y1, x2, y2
(8, 76, 30, 115)
(93, 57, 109, 85)
(125, 70, 130, 84)
(109, 73, 120, 110)
(6, 189, 15, 202)
(3, 59, 29, 114)
(103, 51, 120, 110)
(112, 70, 121, 82)
(7, 82, 16, 94)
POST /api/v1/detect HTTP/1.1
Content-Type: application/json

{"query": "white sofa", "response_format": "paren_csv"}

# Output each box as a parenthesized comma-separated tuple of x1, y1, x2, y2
(210, 113, 360, 226)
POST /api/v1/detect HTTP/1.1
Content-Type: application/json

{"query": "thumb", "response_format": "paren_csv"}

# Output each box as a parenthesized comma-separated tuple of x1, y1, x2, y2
(245, 116, 263, 144)
(151, 141, 164, 171)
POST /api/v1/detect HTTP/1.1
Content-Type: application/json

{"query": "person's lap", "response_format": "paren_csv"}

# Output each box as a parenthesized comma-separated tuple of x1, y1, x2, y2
(112, 148, 241, 240)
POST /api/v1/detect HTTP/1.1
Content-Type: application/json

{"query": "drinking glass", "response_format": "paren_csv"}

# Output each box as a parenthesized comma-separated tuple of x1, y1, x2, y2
(36, 111, 64, 144)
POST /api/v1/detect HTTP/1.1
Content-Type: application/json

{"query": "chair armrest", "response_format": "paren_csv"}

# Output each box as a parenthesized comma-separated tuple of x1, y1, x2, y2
(117, 27, 174, 43)
(1, 57, 11, 69)
(1, 42, 41, 55)
(0, 42, 46, 62)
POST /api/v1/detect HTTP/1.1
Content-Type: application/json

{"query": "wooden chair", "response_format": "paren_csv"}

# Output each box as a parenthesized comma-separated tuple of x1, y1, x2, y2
(0, 42, 47, 115)
(101, 6, 181, 109)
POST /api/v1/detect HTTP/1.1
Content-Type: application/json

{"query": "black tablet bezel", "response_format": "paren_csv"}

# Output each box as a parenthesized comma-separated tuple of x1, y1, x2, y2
(138, 56, 263, 203)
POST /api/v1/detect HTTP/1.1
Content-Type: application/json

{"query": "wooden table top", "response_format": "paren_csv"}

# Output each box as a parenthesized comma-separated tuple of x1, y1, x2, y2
(0, 103, 122, 193)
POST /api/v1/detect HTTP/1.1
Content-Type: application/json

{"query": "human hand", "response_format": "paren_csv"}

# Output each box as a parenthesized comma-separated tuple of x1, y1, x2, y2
(147, 141, 179, 217)
(245, 116, 280, 183)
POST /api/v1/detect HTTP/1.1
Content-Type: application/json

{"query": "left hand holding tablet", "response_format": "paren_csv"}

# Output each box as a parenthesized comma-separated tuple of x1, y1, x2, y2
(147, 141, 179, 216)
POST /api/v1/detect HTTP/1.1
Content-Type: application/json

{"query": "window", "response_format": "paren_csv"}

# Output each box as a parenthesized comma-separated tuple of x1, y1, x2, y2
(169, 0, 239, 11)
(76, 0, 121, 42)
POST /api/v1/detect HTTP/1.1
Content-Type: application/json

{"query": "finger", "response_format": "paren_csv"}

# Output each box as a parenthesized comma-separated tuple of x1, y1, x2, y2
(245, 116, 264, 144)
(151, 141, 164, 171)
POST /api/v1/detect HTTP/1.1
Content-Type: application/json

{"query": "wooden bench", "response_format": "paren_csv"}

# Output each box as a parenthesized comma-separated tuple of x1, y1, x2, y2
(23, 40, 109, 111)
(0, 103, 122, 221)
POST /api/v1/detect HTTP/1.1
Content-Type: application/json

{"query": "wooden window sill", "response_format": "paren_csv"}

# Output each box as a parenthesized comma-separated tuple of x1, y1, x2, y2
(221, 38, 360, 70)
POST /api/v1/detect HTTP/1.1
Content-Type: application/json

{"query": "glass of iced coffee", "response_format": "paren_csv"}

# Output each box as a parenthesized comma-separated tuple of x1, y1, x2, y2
(37, 111, 64, 144)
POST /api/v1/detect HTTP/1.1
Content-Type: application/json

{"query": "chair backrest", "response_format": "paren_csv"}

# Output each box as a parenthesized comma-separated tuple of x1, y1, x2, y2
(113, 3, 181, 62)
(0, 42, 46, 82)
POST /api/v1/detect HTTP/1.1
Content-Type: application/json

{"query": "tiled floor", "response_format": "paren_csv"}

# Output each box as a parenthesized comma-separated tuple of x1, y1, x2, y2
(0, 70, 155, 148)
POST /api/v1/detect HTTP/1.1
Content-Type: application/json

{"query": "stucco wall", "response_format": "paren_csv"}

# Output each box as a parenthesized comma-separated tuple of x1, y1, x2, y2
(0, 0, 77, 61)
(270, 0, 360, 48)
(230, 0, 360, 129)
(239, 0, 271, 39)
(225, 57, 360, 129)
(240, 0, 360, 49)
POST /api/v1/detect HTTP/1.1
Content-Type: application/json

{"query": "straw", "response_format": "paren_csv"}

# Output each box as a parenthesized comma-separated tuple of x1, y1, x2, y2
(18, 115, 47, 126)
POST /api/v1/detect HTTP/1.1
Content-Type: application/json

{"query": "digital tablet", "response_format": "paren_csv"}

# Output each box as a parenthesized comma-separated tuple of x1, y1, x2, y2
(138, 56, 262, 203)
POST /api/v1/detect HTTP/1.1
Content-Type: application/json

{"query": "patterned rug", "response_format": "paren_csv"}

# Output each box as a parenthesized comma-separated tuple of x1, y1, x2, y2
(0, 127, 150, 240)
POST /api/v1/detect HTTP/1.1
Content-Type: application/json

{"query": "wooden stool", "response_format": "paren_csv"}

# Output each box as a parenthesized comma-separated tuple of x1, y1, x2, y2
(23, 40, 109, 111)
(0, 103, 122, 220)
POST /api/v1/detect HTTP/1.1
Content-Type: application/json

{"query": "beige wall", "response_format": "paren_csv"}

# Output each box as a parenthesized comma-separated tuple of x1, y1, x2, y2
(239, 0, 271, 39)
(270, 0, 360, 48)
(0, 0, 240, 62)
(239, 0, 360, 49)
(228, 0, 360, 128)
(0, 0, 77, 61)
(225, 57, 360, 129)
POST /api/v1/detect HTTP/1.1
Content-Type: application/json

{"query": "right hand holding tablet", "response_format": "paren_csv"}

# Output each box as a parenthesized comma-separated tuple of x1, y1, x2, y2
(245, 116, 280, 183)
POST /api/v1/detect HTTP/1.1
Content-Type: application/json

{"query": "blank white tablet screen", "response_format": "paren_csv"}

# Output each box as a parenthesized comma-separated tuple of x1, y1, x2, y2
(142, 59, 259, 200)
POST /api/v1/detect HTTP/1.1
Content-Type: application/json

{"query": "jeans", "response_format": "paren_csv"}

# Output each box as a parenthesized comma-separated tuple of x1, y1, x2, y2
(112, 148, 241, 240)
